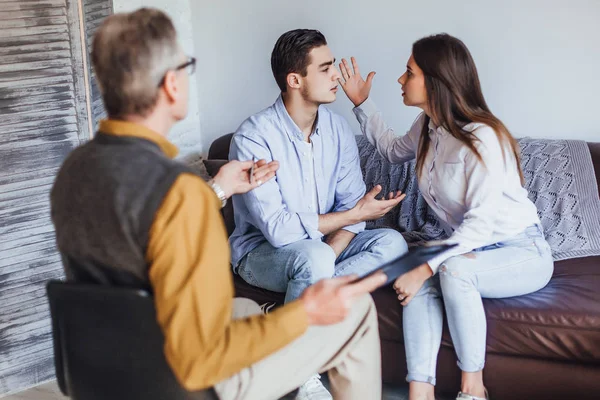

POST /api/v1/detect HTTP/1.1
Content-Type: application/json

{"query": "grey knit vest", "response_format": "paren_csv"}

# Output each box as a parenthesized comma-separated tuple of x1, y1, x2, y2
(51, 132, 192, 289)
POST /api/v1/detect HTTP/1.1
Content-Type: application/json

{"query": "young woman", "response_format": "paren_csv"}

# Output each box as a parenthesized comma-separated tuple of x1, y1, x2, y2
(338, 34, 554, 400)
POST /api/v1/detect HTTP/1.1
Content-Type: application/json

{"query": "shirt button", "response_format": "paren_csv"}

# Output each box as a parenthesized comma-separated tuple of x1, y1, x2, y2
(304, 178, 308, 182)
(303, 152, 307, 156)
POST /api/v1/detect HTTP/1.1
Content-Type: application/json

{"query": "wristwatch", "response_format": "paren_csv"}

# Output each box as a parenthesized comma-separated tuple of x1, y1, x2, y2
(209, 179, 227, 208)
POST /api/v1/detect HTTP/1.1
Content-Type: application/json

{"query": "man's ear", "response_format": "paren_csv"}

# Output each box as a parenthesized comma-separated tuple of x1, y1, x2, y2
(286, 73, 301, 90)
(162, 70, 179, 103)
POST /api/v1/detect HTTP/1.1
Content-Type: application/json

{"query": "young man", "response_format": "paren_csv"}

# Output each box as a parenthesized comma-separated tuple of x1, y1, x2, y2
(229, 30, 409, 399)
(230, 30, 408, 307)
(50, 9, 387, 400)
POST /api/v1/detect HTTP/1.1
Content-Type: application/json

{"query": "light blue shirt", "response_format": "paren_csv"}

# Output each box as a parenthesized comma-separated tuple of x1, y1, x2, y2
(228, 96, 366, 267)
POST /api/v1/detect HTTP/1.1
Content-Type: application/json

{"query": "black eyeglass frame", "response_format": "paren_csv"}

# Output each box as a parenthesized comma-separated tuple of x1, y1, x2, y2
(158, 56, 196, 87)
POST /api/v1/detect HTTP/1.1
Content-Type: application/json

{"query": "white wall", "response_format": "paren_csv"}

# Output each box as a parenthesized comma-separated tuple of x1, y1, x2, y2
(192, 0, 600, 153)
(113, 0, 203, 156)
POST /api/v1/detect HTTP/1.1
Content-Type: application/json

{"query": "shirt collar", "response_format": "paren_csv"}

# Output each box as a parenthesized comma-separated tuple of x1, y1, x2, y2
(274, 95, 322, 142)
(427, 118, 447, 136)
(98, 119, 179, 159)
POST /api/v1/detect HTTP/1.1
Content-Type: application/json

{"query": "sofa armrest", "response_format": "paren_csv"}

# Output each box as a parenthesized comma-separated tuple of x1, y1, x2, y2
(208, 133, 234, 160)
(202, 159, 226, 178)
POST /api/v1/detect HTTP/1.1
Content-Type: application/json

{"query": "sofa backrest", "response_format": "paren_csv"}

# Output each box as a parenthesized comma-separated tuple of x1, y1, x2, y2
(207, 133, 600, 236)
(590, 143, 600, 196)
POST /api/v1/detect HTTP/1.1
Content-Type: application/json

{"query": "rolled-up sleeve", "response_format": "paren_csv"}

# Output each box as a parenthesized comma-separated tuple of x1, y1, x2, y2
(331, 119, 366, 234)
(147, 174, 308, 390)
(229, 131, 323, 248)
(353, 98, 420, 164)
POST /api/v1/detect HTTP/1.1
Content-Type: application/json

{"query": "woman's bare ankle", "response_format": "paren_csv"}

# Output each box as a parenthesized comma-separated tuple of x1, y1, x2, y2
(461, 370, 486, 398)
(409, 381, 436, 400)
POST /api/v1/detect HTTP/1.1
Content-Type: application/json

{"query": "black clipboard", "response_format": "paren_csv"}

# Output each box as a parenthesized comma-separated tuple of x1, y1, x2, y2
(356, 243, 458, 285)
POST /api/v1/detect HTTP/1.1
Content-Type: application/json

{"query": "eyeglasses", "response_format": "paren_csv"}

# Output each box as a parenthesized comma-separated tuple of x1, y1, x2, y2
(158, 56, 196, 87)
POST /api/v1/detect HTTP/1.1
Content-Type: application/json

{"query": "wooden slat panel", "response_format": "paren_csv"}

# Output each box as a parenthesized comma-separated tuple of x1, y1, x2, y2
(0, 0, 111, 395)
(0, 0, 64, 12)
(0, 177, 54, 201)
(85, 17, 104, 33)
(0, 256, 61, 284)
(0, 273, 57, 304)
(1, 292, 54, 318)
(0, 96, 74, 117)
(0, 126, 78, 148)
(0, 194, 50, 217)
(0, 49, 71, 67)
(1, 284, 55, 308)
(0, 330, 50, 361)
(0, 207, 51, 234)
(0, 57, 73, 74)
(0, 65, 73, 85)
(0, 98, 74, 115)
(0, 40, 70, 57)
(0, 102, 76, 127)
(1, 115, 76, 136)
(0, 347, 53, 376)
(0, 15, 67, 30)
(0, 316, 51, 344)
(0, 31, 70, 48)
(84, 0, 111, 13)
(85, 7, 110, 23)
(0, 338, 53, 373)
(0, 285, 50, 310)
(0, 241, 56, 269)
(0, 231, 56, 253)
(0, 221, 54, 248)
(0, 355, 54, 394)
(1, 8, 66, 21)
(0, 350, 54, 388)
(0, 256, 62, 284)
(83, 0, 110, 129)
(0, 334, 53, 367)
(0, 82, 73, 100)
(0, 24, 68, 39)
(0, 114, 76, 136)
(0, 203, 51, 229)
(0, 166, 59, 188)
(1, 311, 51, 338)
(0, 223, 55, 248)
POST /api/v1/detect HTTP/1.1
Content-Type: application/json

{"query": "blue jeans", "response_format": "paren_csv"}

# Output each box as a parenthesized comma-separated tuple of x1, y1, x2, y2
(403, 224, 554, 385)
(236, 229, 408, 303)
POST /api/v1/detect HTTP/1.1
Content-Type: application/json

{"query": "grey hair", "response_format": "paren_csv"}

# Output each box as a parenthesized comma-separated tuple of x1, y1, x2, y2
(92, 8, 182, 118)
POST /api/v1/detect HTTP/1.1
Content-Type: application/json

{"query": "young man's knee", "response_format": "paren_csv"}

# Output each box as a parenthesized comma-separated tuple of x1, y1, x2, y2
(371, 229, 408, 257)
(291, 241, 336, 282)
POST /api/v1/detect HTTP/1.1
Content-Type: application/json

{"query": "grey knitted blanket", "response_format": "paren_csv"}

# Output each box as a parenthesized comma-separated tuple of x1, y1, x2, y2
(357, 136, 600, 261)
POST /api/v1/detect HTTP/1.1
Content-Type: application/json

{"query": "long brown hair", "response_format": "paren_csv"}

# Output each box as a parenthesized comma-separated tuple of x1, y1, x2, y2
(412, 34, 524, 184)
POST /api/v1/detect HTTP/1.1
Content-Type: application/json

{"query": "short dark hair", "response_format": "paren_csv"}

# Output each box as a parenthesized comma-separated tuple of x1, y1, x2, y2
(270, 29, 327, 92)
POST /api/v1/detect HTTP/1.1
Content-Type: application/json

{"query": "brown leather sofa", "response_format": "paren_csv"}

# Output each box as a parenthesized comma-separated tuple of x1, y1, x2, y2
(204, 134, 600, 400)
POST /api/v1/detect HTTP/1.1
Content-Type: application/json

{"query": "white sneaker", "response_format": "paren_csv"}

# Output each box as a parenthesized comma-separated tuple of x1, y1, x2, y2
(259, 301, 277, 314)
(294, 374, 332, 400)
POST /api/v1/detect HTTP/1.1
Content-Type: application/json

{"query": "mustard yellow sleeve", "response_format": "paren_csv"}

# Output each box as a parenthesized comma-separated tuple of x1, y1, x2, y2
(146, 173, 308, 391)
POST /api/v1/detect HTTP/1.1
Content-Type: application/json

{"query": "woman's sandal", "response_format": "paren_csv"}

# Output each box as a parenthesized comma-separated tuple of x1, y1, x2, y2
(456, 388, 489, 400)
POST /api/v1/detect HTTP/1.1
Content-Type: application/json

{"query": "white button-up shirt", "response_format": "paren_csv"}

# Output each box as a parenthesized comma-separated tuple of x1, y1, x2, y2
(353, 98, 541, 273)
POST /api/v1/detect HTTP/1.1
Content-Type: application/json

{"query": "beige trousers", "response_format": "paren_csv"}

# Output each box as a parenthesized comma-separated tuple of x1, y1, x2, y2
(214, 295, 382, 400)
